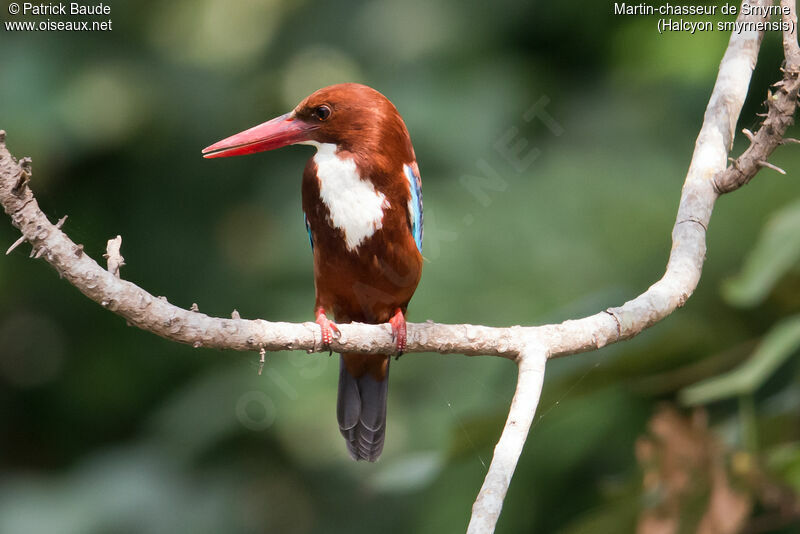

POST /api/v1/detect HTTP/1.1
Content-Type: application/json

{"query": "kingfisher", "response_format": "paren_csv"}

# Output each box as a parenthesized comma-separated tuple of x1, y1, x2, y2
(202, 83, 423, 461)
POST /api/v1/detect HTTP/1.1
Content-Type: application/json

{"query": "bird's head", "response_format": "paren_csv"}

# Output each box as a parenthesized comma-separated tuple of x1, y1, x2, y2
(202, 83, 412, 160)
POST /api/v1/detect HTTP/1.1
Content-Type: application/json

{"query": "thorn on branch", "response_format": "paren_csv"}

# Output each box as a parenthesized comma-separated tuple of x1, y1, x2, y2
(6, 235, 26, 255)
(55, 215, 68, 229)
(758, 160, 787, 174)
(258, 347, 266, 375)
(33, 247, 46, 259)
(0, 130, 6, 143)
(742, 128, 755, 142)
(103, 235, 125, 278)
(190, 303, 200, 312)
(231, 309, 241, 320)
(781, 137, 800, 144)
(193, 341, 202, 348)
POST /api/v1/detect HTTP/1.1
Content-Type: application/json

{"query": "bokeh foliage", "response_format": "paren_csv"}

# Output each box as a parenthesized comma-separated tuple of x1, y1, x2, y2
(1, 1, 799, 532)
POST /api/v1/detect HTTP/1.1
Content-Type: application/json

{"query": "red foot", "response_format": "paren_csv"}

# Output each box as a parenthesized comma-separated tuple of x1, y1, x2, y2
(315, 307, 340, 347)
(389, 308, 407, 354)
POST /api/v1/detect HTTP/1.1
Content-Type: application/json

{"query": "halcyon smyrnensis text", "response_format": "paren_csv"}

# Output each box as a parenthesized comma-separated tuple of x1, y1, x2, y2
(203, 84, 423, 461)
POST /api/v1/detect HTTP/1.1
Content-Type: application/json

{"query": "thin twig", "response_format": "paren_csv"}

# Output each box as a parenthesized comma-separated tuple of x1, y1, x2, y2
(713, 0, 800, 194)
(5, 234, 25, 255)
(758, 160, 787, 174)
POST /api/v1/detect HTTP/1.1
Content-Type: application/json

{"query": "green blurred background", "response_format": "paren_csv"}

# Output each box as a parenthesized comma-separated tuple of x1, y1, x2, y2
(1, 1, 800, 532)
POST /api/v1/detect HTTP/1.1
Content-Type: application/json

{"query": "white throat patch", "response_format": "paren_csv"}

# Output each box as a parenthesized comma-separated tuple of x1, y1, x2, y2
(310, 142, 387, 251)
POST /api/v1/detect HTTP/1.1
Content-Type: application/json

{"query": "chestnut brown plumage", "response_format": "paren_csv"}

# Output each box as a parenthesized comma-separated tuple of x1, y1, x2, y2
(204, 84, 423, 461)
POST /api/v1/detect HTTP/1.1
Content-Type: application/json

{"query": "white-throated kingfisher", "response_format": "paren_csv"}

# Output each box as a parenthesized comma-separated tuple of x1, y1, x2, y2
(202, 83, 423, 461)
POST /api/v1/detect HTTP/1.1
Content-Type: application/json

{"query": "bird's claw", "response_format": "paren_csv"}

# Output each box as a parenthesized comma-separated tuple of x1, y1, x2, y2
(389, 308, 407, 356)
(315, 307, 340, 349)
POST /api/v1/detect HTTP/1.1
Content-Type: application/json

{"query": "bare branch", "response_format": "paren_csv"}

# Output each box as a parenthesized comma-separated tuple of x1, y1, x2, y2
(468, 342, 547, 533)
(471, 1, 775, 529)
(713, 1, 800, 194)
(0, 148, 524, 356)
(0, 2, 791, 532)
(0, 0, 776, 360)
(783, 0, 800, 62)
(532, 0, 771, 361)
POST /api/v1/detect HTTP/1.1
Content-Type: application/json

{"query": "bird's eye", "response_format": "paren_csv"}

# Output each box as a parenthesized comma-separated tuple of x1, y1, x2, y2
(314, 105, 331, 121)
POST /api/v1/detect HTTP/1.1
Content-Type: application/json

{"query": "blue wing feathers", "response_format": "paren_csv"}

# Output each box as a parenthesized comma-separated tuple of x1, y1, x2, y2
(304, 212, 314, 250)
(403, 164, 423, 252)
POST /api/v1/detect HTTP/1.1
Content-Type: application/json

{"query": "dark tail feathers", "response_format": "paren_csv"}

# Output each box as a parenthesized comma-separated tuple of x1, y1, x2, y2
(337, 356, 389, 461)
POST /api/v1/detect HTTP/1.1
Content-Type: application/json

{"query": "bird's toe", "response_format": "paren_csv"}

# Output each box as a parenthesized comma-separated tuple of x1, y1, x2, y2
(388, 308, 407, 354)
